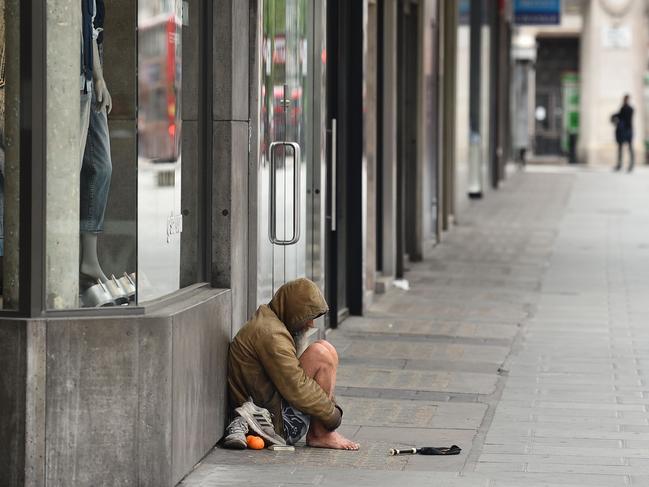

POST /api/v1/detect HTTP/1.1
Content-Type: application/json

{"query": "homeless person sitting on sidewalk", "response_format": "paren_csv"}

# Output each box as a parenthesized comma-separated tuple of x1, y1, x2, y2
(225, 278, 359, 451)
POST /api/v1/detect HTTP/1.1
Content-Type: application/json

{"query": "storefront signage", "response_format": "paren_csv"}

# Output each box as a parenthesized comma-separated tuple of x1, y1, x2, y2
(602, 24, 632, 49)
(514, 0, 561, 25)
(459, 0, 469, 26)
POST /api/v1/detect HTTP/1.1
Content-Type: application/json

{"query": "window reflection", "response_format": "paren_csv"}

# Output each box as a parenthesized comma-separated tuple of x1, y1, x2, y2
(41, 0, 192, 309)
(137, 0, 183, 302)
(43, 0, 139, 309)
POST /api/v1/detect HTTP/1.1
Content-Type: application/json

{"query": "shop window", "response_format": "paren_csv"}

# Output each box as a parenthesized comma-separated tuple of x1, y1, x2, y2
(137, 0, 184, 302)
(45, 0, 194, 309)
(0, 0, 20, 310)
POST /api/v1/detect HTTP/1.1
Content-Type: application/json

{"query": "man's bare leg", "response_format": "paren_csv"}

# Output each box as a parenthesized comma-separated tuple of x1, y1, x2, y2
(299, 340, 359, 450)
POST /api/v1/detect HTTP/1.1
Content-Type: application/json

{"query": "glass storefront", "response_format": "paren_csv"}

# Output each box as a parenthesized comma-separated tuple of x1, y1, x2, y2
(43, 0, 192, 310)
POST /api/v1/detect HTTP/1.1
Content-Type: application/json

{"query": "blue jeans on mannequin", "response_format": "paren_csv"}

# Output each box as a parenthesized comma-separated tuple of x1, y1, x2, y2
(80, 88, 112, 233)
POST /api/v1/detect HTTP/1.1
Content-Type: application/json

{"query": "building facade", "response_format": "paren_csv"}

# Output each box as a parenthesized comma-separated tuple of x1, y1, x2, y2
(512, 0, 649, 165)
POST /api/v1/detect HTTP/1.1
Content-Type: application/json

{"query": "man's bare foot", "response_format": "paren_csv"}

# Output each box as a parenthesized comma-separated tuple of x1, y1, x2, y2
(306, 431, 360, 450)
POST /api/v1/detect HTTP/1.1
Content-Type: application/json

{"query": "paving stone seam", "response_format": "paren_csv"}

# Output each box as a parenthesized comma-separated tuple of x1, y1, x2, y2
(336, 332, 513, 347)
(364, 312, 525, 326)
(335, 386, 485, 403)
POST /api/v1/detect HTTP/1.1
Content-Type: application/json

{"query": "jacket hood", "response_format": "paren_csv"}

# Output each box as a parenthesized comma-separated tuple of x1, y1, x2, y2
(269, 278, 329, 332)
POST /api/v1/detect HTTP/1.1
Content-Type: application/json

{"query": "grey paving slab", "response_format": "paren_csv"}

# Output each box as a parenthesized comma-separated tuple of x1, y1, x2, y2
(179, 465, 493, 487)
(403, 359, 502, 374)
(492, 414, 649, 428)
(485, 425, 648, 440)
(338, 397, 440, 427)
(474, 466, 630, 485)
(338, 340, 510, 364)
(478, 452, 627, 466)
(335, 318, 520, 341)
(336, 366, 499, 394)
(481, 443, 649, 459)
(337, 397, 487, 430)
(354, 426, 475, 472)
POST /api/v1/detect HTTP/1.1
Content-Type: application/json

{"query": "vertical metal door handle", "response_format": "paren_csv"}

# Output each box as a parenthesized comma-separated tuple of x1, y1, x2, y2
(269, 141, 301, 245)
(290, 142, 301, 244)
(331, 118, 337, 232)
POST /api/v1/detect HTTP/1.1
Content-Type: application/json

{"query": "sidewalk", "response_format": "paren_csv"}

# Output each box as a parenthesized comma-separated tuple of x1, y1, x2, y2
(180, 166, 649, 487)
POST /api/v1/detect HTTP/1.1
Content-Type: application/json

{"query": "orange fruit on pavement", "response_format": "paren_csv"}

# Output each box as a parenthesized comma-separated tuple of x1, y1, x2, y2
(246, 435, 265, 450)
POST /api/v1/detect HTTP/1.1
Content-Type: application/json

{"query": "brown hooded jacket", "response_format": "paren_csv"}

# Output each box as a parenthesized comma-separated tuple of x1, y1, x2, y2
(227, 278, 341, 437)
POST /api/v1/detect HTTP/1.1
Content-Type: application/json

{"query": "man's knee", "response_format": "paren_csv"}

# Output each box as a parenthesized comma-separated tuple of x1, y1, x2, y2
(315, 340, 338, 365)
(303, 340, 338, 368)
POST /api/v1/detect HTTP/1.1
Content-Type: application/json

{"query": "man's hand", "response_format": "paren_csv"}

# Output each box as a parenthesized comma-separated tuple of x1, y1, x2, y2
(93, 78, 112, 114)
(92, 37, 112, 114)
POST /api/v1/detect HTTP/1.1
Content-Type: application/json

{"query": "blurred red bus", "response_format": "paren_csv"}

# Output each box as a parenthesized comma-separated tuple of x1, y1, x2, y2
(138, 12, 182, 163)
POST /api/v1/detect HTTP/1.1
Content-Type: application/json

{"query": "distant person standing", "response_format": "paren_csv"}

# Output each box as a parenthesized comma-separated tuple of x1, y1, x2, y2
(612, 94, 634, 172)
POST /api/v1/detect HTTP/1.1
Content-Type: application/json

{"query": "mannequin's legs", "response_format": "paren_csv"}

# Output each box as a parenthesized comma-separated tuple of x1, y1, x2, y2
(80, 86, 112, 291)
(80, 232, 108, 283)
(80, 99, 112, 232)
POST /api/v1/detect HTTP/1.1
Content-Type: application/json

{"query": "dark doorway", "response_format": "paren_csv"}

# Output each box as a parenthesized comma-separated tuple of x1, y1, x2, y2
(396, 0, 419, 277)
(534, 37, 579, 156)
(325, 0, 364, 326)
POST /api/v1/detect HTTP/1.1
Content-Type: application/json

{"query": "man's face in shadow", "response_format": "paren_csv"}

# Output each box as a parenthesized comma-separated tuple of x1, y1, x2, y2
(292, 319, 315, 339)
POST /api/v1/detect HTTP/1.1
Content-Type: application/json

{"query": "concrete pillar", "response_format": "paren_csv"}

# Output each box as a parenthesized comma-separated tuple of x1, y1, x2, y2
(365, 0, 378, 304)
(417, 0, 439, 247)
(579, 0, 647, 166)
(212, 0, 250, 332)
(440, 0, 458, 231)
(408, 0, 426, 261)
(380, 0, 398, 280)
(46, 0, 81, 308)
(468, 0, 483, 198)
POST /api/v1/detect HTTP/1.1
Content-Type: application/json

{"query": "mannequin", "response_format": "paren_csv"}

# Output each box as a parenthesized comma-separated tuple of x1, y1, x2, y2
(80, 35, 112, 282)
(79, 0, 113, 298)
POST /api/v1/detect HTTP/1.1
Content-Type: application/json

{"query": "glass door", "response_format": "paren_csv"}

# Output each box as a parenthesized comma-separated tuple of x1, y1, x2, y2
(257, 0, 324, 305)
